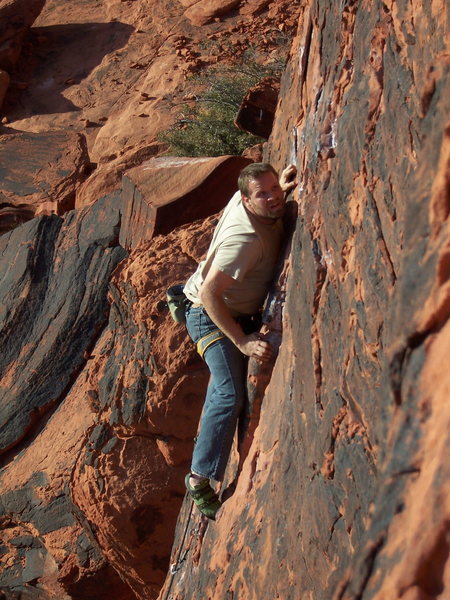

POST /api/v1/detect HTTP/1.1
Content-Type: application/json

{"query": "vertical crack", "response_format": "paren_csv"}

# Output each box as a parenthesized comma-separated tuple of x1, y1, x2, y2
(311, 238, 327, 412)
(364, 163, 397, 285)
(299, 16, 314, 95)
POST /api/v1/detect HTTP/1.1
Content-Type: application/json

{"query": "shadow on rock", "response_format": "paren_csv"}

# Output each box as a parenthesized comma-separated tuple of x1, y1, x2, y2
(4, 21, 134, 118)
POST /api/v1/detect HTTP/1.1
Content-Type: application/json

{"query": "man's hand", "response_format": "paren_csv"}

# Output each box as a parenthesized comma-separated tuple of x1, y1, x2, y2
(199, 267, 274, 360)
(279, 164, 297, 193)
(236, 332, 273, 361)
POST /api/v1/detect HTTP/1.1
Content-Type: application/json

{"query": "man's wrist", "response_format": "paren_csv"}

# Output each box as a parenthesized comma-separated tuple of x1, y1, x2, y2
(229, 329, 246, 349)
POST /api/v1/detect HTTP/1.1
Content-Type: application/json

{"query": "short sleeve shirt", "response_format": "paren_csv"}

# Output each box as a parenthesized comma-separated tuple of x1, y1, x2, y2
(184, 192, 283, 316)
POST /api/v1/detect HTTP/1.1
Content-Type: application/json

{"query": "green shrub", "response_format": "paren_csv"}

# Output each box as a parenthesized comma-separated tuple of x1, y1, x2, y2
(160, 60, 282, 157)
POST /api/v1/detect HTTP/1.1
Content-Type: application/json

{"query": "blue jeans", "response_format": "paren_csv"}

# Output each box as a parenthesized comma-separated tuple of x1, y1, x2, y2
(185, 304, 247, 482)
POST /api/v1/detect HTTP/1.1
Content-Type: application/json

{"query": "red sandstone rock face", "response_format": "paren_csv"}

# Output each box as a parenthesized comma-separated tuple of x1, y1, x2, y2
(74, 143, 163, 210)
(0, 195, 125, 456)
(2, 0, 298, 159)
(0, 0, 46, 71)
(181, 0, 242, 27)
(1, 1, 449, 600)
(0, 0, 45, 113)
(158, 1, 450, 600)
(0, 130, 90, 232)
(0, 195, 128, 599)
(235, 76, 280, 139)
(69, 215, 218, 599)
(0, 181, 217, 598)
(0, 0, 298, 236)
(0, 68, 9, 108)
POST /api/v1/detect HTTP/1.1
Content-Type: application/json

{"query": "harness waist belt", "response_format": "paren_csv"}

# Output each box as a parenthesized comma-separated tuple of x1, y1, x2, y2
(196, 329, 226, 359)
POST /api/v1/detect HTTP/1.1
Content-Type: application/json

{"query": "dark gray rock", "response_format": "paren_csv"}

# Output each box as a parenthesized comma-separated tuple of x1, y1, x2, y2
(0, 193, 126, 456)
(0, 130, 90, 232)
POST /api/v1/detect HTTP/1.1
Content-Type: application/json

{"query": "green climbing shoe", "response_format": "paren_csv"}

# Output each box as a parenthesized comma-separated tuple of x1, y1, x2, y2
(185, 474, 221, 520)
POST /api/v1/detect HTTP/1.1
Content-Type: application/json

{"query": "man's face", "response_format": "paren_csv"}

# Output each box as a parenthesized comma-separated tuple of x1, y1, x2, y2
(242, 172, 285, 223)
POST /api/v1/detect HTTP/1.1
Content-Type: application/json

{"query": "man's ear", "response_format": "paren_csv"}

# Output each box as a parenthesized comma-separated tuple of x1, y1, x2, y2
(241, 193, 250, 210)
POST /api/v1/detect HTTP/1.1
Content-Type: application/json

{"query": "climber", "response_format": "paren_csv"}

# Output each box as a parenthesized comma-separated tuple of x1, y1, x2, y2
(183, 161, 297, 519)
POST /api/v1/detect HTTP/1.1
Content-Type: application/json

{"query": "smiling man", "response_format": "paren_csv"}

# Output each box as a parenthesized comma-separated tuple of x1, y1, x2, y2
(183, 162, 297, 519)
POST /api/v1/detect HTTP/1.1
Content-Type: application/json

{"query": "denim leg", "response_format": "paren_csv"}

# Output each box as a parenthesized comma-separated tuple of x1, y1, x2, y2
(185, 305, 247, 481)
(192, 337, 246, 481)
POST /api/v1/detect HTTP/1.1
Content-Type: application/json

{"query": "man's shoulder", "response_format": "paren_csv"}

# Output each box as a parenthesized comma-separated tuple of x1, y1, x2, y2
(220, 195, 255, 235)
(218, 230, 259, 247)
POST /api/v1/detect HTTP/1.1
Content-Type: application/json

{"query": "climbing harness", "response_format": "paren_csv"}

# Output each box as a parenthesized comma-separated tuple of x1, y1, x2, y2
(166, 284, 228, 358)
(196, 328, 225, 359)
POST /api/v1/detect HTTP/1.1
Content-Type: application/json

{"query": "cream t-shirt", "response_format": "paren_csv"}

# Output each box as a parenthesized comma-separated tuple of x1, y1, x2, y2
(184, 191, 283, 316)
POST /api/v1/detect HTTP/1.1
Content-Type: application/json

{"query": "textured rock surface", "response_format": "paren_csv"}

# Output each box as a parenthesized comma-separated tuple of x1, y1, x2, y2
(159, 1, 450, 600)
(235, 76, 280, 139)
(0, 204, 34, 235)
(1, 0, 449, 599)
(2, 0, 297, 159)
(0, 68, 9, 108)
(0, 194, 125, 455)
(0, 0, 46, 111)
(0, 1, 300, 597)
(0, 194, 128, 599)
(0, 186, 215, 599)
(182, 0, 242, 26)
(69, 215, 216, 599)
(0, 0, 46, 70)
(74, 143, 163, 210)
(0, 130, 90, 231)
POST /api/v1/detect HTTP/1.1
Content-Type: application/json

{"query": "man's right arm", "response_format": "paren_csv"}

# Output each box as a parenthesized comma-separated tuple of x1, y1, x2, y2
(198, 265, 272, 361)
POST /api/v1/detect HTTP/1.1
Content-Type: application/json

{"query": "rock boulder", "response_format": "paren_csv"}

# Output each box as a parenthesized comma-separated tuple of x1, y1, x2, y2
(0, 193, 125, 456)
(235, 76, 280, 139)
(0, 0, 46, 70)
(119, 155, 251, 251)
(181, 0, 242, 26)
(0, 130, 90, 232)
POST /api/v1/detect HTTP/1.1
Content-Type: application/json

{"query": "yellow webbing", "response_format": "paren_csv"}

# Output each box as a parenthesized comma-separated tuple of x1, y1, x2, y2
(196, 329, 226, 359)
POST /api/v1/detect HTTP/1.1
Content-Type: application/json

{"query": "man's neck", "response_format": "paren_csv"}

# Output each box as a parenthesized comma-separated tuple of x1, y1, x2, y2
(244, 204, 279, 226)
